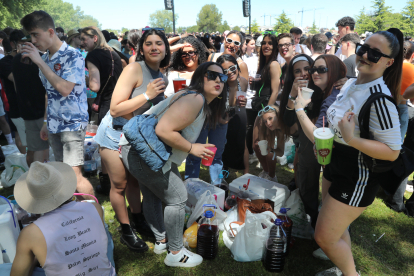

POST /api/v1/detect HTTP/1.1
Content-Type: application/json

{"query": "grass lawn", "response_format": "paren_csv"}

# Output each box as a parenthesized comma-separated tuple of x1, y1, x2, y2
(1, 161, 413, 275)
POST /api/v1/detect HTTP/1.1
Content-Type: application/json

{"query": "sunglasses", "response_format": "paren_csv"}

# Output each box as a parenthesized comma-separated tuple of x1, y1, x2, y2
(206, 70, 228, 83)
(223, 65, 238, 75)
(181, 51, 198, 58)
(258, 105, 276, 116)
(261, 41, 273, 46)
(355, 43, 392, 63)
(226, 38, 241, 46)
(278, 43, 292, 49)
(308, 67, 329, 74)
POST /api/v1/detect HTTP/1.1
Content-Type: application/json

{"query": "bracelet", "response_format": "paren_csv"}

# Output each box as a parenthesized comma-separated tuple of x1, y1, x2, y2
(286, 106, 293, 111)
(295, 108, 304, 112)
(188, 143, 192, 153)
(143, 92, 150, 101)
(345, 136, 354, 144)
(288, 94, 297, 102)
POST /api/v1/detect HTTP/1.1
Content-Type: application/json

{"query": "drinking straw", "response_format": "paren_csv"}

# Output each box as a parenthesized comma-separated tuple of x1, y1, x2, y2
(323, 116, 325, 132)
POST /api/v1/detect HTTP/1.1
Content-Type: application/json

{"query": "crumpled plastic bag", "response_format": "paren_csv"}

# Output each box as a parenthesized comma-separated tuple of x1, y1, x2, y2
(0, 153, 29, 187)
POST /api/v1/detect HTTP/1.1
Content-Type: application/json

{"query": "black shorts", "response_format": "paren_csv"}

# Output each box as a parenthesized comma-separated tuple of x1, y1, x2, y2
(323, 142, 381, 207)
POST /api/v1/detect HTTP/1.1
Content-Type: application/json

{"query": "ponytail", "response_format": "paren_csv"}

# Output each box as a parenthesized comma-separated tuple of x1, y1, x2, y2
(376, 28, 403, 101)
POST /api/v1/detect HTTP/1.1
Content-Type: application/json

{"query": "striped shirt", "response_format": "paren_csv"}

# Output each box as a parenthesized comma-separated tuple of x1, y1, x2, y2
(327, 77, 401, 150)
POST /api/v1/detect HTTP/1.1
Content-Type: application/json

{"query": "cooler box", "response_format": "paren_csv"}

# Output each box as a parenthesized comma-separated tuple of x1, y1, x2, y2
(0, 198, 20, 263)
(229, 174, 290, 211)
(184, 178, 225, 209)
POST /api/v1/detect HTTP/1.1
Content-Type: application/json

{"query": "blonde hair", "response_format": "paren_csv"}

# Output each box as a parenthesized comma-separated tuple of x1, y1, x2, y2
(258, 105, 285, 148)
(80, 26, 112, 51)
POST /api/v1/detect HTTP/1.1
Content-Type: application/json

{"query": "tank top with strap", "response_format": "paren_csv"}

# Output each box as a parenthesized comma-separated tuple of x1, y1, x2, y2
(34, 201, 115, 276)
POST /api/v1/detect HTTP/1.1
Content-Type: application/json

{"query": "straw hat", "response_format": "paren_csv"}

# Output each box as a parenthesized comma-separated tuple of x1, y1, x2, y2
(66, 29, 80, 44)
(14, 161, 77, 214)
(107, 39, 122, 52)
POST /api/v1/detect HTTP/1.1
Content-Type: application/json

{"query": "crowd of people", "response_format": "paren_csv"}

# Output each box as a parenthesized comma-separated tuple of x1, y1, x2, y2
(0, 10, 413, 276)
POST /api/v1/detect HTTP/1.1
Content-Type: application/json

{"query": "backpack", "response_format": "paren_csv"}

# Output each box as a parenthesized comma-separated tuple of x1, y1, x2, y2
(358, 93, 414, 194)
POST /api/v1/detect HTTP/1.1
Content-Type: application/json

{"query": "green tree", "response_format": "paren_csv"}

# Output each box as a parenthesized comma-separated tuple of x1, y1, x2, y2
(233, 26, 241, 32)
(196, 4, 222, 32)
(120, 27, 129, 34)
(372, 0, 393, 31)
(148, 10, 178, 33)
(355, 7, 376, 34)
(106, 29, 119, 35)
(218, 20, 230, 33)
(0, 0, 41, 29)
(274, 11, 294, 34)
(309, 21, 319, 34)
(251, 19, 260, 33)
(186, 25, 199, 33)
(402, 0, 414, 35)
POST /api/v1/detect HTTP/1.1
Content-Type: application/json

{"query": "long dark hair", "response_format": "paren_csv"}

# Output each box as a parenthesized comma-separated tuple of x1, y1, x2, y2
(216, 54, 239, 71)
(186, 62, 227, 128)
(136, 28, 170, 67)
(0, 31, 12, 54)
(201, 33, 214, 50)
(279, 54, 314, 135)
(168, 36, 208, 71)
(375, 28, 404, 101)
(258, 34, 278, 86)
(307, 55, 346, 119)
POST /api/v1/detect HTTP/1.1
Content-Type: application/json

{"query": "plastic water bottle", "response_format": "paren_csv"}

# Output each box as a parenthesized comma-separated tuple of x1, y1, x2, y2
(212, 172, 229, 198)
(278, 207, 293, 256)
(263, 218, 287, 272)
(196, 204, 219, 259)
(224, 195, 237, 211)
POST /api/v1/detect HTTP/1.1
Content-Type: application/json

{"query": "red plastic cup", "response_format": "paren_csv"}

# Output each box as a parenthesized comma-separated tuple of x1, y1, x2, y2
(173, 79, 186, 93)
(201, 146, 217, 166)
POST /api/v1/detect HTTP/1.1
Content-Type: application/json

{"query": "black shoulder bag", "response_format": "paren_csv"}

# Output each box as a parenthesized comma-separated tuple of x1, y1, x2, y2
(358, 93, 414, 194)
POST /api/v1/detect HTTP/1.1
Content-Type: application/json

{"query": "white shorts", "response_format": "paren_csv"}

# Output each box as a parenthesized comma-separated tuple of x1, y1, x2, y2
(10, 117, 27, 146)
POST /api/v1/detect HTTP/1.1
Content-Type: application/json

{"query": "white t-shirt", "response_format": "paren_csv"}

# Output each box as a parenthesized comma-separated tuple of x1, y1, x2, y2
(242, 53, 259, 109)
(220, 43, 225, 53)
(327, 77, 401, 150)
(277, 44, 311, 64)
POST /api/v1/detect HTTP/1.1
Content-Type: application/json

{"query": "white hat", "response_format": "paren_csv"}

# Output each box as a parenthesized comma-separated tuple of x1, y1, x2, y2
(14, 162, 77, 214)
(108, 39, 122, 52)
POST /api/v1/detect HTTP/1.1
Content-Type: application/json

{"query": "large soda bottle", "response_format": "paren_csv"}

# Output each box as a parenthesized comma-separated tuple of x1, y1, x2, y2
(196, 204, 219, 259)
(263, 218, 287, 272)
(211, 170, 229, 198)
(278, 207, 293, 255)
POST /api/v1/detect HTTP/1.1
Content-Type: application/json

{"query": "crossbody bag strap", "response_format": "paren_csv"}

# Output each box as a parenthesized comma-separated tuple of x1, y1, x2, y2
(98, 50, 115, 95)
(154, 91, 204, 119)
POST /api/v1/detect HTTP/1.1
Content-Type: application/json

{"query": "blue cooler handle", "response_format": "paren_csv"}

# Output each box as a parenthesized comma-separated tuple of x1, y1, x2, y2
(0, 195, 17, 228)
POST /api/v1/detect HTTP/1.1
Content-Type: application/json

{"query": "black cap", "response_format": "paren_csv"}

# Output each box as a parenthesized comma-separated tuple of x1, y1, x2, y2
(325, 32, 333, 40)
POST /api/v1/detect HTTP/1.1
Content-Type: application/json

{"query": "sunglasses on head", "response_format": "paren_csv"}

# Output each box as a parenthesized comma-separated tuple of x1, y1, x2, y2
(206, 70, 228, 83)
(258, 105, 276, 116)
(308, 67, 329, 74)
(181, 51, 197, 58)
(355, 43, 392, 63)
(261, 41, 273, 46)
(223, 65, 237, 75)
(226, 37, 241, 46)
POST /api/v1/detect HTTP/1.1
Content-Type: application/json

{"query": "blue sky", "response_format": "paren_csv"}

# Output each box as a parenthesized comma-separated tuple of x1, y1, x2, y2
(65, 0, 407, 31)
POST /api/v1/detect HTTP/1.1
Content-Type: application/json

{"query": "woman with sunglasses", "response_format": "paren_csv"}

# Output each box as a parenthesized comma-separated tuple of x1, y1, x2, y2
(164, 36, 208, 97)
(216, 54, 249, 173)
(251, 34, 281, 114)
(121, 62, 227, 267)
(93, 29, 170, 253)
(307, 29, 403, 276)
(253, 105, 286, 181)
(208, 31, 249, 81)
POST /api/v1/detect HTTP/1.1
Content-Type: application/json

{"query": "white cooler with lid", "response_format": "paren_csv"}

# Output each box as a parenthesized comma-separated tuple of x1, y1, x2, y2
(184, 178, 225, 209)
(229, 174, 290, 211)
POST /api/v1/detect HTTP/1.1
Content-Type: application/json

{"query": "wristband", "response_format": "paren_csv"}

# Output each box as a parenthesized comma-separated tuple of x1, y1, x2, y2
(143, 92, 150, 101)
(43, 119, 47, 125)
(295, 108, 304, 112)
(288, 94, 297, 102)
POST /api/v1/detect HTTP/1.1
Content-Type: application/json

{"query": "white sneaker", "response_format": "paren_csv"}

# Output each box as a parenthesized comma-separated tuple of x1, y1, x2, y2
(154, 241, 167, 254)
(312, 248, 330, 261)
(406, 184, 413, 193)
(249, 153, 258, 164)
(265, 174, 278, 183)
(315, 267, 342, 276)
(258, 170, 268, 178)
(256, 162, 261, 169)
(164, 247, 203, 267)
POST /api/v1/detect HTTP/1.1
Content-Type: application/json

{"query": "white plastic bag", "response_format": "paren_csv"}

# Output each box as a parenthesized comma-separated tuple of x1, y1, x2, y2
(285, 189, 313, 239)
(49, 146, 55, 162)
(186, 190, 226, 229)
(222, 206, 240, 249)
(230, 210, 276, 262)
(0, 153, 29, 187)
(1, 145, 19, 157)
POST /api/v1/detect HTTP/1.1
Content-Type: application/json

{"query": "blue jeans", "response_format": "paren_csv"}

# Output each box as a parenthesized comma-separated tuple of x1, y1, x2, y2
(185, 123, 228, 182)
(399, 103, 409, 143)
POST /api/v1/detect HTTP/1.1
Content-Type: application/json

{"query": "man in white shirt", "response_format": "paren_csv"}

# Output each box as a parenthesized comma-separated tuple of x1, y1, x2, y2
(277, 27, 311, 64)
(310, 33, 329, 60)
(328, 16, 357, 60)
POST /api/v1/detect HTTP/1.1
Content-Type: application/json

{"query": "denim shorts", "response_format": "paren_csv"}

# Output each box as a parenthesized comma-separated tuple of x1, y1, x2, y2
(94, 112, 128, 151)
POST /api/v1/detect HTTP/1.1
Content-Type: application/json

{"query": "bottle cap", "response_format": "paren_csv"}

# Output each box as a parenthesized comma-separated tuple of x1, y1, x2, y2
(279, 207, 287, 214)
(87, 142, 91, 145)
(231, 195, 235, 199)
(275, 218, 283, 226)
(219, 173, 223, 179)
(205, 210, 214, 218)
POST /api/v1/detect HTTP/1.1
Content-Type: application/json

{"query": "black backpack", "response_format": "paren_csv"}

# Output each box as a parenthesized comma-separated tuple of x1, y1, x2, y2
(358, 93, 414, 194)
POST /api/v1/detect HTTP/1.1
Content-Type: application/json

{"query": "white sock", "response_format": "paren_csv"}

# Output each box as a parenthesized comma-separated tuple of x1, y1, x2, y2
(5, 133, 13, 144)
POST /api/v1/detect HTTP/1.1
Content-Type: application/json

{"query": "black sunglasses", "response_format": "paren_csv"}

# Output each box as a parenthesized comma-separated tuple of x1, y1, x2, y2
(226, 37, 241, 46)
(308, 67, 329, 74)
(223, 65, 237, 75)
(206, 70, 228, 83)
(261, 41, 273, 46)
(181, 51, 198, 58)
(355, 43, 392, 63)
